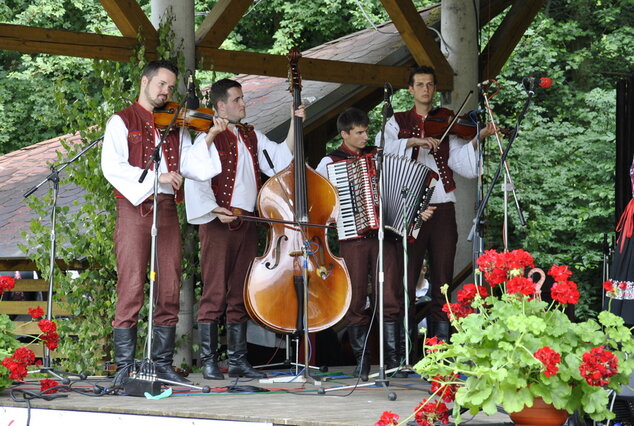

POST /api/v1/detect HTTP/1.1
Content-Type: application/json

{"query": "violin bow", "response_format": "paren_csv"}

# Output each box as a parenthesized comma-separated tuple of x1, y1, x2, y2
(480, 80, 526, 227)
(437, 90, 474, 143)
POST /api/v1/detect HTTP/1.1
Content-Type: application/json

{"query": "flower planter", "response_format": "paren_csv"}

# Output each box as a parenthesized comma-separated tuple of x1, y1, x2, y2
(509, 397, 569, 426)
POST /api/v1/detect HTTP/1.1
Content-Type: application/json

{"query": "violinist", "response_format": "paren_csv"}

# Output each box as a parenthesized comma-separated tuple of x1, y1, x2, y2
(184, 78, 306, 380)
(101, 60, 221, 385)
(377, 65, 497, 348)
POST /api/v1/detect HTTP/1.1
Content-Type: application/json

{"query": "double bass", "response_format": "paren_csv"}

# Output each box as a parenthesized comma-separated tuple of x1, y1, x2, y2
(244, 49, 352, 334)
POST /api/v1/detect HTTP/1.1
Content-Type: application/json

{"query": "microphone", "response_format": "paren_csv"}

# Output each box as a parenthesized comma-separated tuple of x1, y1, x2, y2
(522, 76, 552, 92)
(383, 82, 393, 118)
(186, 73, 199, 109)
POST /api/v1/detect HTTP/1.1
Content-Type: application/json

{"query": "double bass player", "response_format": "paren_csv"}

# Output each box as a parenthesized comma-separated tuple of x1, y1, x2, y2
(184, 78, 305, 380)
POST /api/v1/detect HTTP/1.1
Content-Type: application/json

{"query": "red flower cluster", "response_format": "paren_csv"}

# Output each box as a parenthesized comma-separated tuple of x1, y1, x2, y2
(430, 374, 458, 403)
(579, 346, 619, 386)
(374, 410, 399, 426)
(506, 276, 536, 296)
(534, 346, 562, 377)
(442, 283, 488, 321)
(38, 319, 59, 351)
(0, 275, 16, 295)
(424, 336, 446, 352)
(28, 306, 45, 319)
(39, 378, 60, 394)
(414, 398, 450, 426)
(1, 346, 36, 380)
(477, 249, 534, 286)
(456, 283, 489, 305)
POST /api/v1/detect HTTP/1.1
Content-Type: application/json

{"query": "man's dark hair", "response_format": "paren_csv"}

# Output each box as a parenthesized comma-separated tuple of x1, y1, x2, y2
(210, 78, 242, 109)
(337, 107, 370, 134)
(142, 60, 178, 81)
(408, 65, 436, 87)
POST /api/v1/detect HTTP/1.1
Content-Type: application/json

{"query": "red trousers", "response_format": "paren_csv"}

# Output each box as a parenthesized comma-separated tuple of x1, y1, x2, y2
(113, 195, 182, 328)
(340, 236, 402, 325)
(407, 202, 457, 321)
(197, 219, 257, 324)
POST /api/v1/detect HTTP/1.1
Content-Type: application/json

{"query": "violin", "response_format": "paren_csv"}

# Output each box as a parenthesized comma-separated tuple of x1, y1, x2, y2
(424, 107, 512, 141)
(153, 101, 253, 132)
(423, 108, 479, 141)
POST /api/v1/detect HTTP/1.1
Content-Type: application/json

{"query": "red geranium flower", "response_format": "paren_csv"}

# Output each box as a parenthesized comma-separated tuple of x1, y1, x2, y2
(457, 284, 489, 305)
(603, 280, 615, 293)
(28, 306, 45, 319)
(506, 276, 536, 296)
(579, 346, 619, 386)
(534, 346, 561, 377)
(414, 398, 450, 426)
(548, 265, 573, 282)
(551, 280, 580, 304)
(0, 275, 16, 295)
(40, 378, 60, 394)
(374, 410, 399, 426)
(38, 319, 57, 334)
(430, 374, 458, 403)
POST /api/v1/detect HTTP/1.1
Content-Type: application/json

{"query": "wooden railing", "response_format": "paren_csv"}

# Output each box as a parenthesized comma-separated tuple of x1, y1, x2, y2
(0, 259, 82, 358)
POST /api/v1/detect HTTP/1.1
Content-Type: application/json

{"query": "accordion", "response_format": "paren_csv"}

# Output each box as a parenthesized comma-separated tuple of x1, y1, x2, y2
(326, 153, 438, 240)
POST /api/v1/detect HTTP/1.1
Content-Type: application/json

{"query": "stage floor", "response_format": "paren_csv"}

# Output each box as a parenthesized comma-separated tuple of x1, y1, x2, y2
(1, 366, 513, 425)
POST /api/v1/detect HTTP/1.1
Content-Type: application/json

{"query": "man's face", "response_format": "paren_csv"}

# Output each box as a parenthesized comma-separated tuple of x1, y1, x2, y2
(217, 87, 246, 122)
(342, 125, 369, 153)
(408, 73, 436, 106)
(141, 67, 176, 109)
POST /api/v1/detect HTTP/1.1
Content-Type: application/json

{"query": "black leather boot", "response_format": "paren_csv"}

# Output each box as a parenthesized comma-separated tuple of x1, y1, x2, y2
(429, 320, 450, 343)
(199, 322, 224, 380)
(151, 325, 191, 384)
(113, 326, 136, 385)
(384, 322, 408, 378)
(347, 324, 371, 381)
(226, 322, 266, 378)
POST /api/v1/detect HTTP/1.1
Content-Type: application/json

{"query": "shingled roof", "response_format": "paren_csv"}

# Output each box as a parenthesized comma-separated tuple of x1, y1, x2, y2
(0, 15, 416, 260)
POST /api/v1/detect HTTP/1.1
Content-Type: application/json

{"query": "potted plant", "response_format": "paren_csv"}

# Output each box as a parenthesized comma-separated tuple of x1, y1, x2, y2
(407, 249, 634, 425)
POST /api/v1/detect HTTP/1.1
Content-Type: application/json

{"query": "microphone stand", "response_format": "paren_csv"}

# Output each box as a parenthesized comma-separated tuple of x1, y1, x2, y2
(136, 98, 209, 393)
(470, 84, 536, 252)
(321, 84, 397, 401)
(23, 135, 104, 383)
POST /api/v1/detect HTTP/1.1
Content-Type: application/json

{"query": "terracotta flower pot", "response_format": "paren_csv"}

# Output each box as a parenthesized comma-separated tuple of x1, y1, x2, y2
(509, 397, 569, 426)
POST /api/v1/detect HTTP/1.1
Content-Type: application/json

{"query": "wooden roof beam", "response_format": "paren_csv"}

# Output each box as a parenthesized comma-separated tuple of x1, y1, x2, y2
(379, 0, 453, 89)
(196, 0, 253, 48)
(480, 0, 546, 80)
(0, 24, 158, 62)
(197, 47, 417, 89)
(99, 0, 157, 40)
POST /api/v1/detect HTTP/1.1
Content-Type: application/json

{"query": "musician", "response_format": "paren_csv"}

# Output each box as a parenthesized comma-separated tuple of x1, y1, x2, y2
(316, 107, 407, 381)
(378, 65, 497, 344)
(101, 60, 222, 384)
(184, 78, 305, 380)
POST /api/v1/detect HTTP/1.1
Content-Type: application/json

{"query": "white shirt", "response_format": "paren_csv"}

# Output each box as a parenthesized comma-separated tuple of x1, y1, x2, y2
(377, 115, 479, 204)
(101, 114, 222, 206)
(185, 126, 293, 224)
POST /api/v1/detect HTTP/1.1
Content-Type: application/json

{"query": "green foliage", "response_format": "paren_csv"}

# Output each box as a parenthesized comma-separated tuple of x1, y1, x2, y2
(479, 0, 633, 318)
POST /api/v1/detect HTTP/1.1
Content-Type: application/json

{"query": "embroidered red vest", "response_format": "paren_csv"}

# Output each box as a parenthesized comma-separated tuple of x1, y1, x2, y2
(115, 102, 183, 201)
(394, 107, 456, 193)
(211, 127, 260, 209)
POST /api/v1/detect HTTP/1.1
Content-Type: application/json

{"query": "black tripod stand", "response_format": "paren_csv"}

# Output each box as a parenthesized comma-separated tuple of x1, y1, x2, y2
(23, 136, 102, 383)
(319, 83, 398, 401)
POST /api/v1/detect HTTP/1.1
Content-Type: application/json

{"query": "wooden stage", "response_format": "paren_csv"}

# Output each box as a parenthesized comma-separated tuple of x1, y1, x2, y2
(0, 366, 513, 425)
